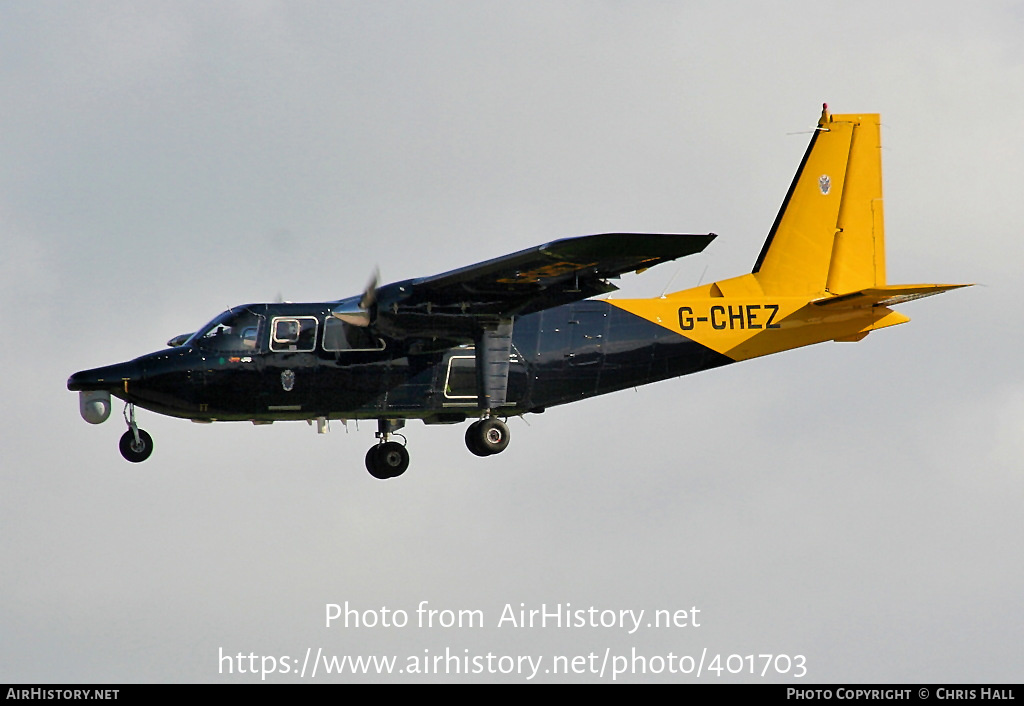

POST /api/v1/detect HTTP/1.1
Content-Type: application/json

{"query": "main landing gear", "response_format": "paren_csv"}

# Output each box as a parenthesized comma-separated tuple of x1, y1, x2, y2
(119, 403, 153, 463)
(365, 419, 409, 480)
(465, 417, 510, 457)
(363, 416, 511, 479)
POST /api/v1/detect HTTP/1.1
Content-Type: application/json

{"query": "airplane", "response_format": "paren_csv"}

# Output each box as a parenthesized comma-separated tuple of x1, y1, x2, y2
(68, 106, 968, 479)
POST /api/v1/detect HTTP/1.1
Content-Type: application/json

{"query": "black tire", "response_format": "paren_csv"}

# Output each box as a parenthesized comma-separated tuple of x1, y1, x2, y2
(465, 421, 490, 457)
(366, 442, 409, 479)
(365, 445, 389, 479)
(119, 429, 154, 463)
(365, 445, 384, 478)
(466, 418, 510, 456)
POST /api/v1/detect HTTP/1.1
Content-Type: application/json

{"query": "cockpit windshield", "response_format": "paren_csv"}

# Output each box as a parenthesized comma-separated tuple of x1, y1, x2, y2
(190, 308, 264, 352)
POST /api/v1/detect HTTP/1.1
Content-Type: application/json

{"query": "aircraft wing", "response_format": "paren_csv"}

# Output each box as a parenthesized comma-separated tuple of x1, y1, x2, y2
(338, 232, 716, 340)
(407, 232, 716, 312)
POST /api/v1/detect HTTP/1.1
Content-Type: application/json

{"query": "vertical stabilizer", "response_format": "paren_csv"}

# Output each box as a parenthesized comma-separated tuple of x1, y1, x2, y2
(753, 107, 885, 296)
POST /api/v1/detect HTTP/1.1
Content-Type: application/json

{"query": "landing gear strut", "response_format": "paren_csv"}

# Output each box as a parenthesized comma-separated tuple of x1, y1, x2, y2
(365, 419, 409, 480)
(465, 417, 510, 457)
(119, 403, 153, 463)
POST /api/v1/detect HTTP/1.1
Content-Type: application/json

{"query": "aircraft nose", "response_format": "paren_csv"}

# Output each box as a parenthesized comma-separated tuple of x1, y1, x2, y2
(67, 360, 143, 392)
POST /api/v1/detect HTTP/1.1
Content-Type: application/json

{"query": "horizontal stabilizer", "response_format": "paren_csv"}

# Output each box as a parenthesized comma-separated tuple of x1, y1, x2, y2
(813, 284, 970, 308)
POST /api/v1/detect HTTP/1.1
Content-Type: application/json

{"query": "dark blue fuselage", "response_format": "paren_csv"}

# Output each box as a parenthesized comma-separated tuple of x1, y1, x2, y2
(68, 300, 732, 424)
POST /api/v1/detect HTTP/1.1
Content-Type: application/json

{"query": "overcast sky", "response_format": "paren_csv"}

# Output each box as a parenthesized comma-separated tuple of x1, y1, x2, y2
(2, 0, 1021, 684)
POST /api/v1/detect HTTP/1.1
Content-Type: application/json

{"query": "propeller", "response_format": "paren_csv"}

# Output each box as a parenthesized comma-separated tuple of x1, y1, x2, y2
(331, 267, 379, 327)
(359, 267, 379, 310)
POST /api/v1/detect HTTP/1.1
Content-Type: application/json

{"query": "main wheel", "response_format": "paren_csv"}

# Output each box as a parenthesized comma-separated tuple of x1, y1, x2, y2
(465, 418, 510, 456)
(365, 441, 410, 479)
(465, 421, 489, 457)
(119, 429, 154, 463)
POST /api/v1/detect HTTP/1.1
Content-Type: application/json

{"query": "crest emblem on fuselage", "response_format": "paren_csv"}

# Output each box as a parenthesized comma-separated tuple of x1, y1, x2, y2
(281, 369, 296, 392)
(819, 175, 831, 195)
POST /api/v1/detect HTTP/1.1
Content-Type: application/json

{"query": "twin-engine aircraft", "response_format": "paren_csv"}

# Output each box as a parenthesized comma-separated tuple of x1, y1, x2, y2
(69, 107, 967, 479)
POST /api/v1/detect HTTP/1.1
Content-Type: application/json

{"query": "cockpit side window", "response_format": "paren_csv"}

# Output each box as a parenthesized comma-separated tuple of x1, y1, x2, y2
(240, 326, 259, 348)
(271, 317, 318, 352)
(196, 310, 264, 352)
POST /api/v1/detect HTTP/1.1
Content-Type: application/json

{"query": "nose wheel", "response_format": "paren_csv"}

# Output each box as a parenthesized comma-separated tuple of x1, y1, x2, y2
(119, 403, 153, 463)
(119, 428, 154, 463)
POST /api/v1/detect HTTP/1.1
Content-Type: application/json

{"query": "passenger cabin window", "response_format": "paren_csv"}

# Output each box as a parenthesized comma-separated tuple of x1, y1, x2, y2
(323, 317, 385, 352)
(271, 317, 318, 352)
(444, 356, 477, 399)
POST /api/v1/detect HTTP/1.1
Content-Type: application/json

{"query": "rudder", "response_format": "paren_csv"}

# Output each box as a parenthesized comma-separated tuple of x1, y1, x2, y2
(753, 106, 885, 297)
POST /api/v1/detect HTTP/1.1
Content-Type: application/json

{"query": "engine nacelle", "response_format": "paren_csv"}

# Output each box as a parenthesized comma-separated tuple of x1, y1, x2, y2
(79, 390, 112, 424)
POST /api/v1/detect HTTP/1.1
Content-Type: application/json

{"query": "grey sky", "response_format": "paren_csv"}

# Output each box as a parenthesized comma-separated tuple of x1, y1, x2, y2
(2, 1, 1021, 683)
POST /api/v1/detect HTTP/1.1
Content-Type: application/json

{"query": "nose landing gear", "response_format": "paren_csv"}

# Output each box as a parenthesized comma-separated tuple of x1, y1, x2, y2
(119, 403, 153, 463)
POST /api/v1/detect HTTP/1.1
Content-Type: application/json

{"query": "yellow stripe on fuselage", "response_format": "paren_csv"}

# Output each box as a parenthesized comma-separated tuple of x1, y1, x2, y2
(608, 296, 908, 361)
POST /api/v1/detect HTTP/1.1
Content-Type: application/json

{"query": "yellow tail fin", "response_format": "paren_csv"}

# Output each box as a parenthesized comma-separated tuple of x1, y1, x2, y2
(612, 106, 969, 362)
(752, 106, 885, 296)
